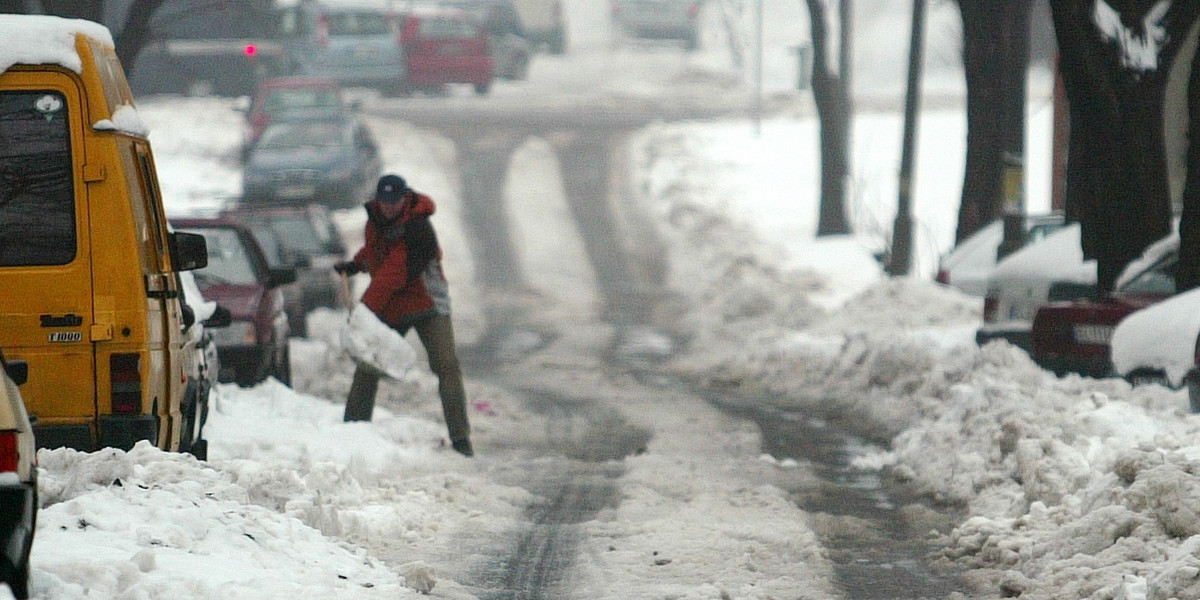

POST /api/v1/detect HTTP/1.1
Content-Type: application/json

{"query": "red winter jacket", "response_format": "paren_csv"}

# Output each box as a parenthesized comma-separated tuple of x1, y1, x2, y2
(350, 193, 447, 328)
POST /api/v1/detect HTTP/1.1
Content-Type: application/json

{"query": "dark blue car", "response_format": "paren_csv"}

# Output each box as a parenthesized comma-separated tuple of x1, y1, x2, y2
(241, 112, 382, 209)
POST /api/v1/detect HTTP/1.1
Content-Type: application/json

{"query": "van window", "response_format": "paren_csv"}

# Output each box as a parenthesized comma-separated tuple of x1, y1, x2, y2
(0, 90, 76, 267)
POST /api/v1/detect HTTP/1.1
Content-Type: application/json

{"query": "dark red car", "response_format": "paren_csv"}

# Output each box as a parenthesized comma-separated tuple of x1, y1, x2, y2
(398, 8, 494, 95)
(1031, 235, 1178, 377)
(171, 218, 297, 387)
(243, 76, 352, 147)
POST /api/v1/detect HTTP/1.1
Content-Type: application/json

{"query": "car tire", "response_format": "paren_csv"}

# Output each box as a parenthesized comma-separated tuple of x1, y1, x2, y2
(1187, 371, 1200, 413)
(275, 342, 292, 387)
(474, 81, 491, 96)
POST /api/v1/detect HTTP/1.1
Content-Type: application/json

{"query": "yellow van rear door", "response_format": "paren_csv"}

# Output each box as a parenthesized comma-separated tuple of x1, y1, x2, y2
(0, 78, 96, 434)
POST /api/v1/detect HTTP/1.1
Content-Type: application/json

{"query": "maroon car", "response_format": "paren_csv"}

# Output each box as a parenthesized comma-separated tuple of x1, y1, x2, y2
(171, 218, 297, 387)
(1031, 235, 1178, 378)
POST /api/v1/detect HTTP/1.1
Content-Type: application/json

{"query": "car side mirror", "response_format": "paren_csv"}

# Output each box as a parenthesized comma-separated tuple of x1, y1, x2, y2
(204, 305, 234, 328)
(268, 267, 298, 287)
(5, 359, 27, 386)
(170, 232, 209, 271)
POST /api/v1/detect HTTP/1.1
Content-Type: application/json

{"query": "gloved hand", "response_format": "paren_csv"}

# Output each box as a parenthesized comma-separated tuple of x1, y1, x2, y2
(333, 261, 359, 275)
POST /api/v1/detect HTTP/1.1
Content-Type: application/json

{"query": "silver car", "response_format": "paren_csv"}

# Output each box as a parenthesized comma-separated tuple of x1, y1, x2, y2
(278, 0, 409, 96)
(611, 0, 702, 50)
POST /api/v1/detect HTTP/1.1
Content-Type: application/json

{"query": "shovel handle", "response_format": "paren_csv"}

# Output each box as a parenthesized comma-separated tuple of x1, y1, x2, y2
(338, 271, 354, 310)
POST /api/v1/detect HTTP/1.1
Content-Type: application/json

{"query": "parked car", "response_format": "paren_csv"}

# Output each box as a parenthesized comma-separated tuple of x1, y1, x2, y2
(976, 223, 1098, 353)
(1112, 285, 1200, 412)
(129, 0, 288, 97)
(1031, 233, 1178, 377)
(242, 76, 355, 147)
(439, 0, 533, 80)
(935, 213, 1067, 297)
(222, 204, 348, 337)
(241, 111, 382, 208)
(397, 7, 497, 94)
(0, 18, 210, 454)
(512, 0, 567, 53)
(276, 0, 409, 96)
(0, 350, 35, 600)
(177, 270, 232, 460)
(610, 0, 702, 50)
(172, 218, 297, 388)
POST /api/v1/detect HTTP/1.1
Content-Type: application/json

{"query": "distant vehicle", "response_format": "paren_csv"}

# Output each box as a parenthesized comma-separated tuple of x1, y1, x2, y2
(511, 0, 567, 53)
(0, 350, 35, 600)
(129, 0, 288, 97)
(1112, 284, 1200, 412)
(438, 0, 533, 80)
(243, 76, 354, 147)
(976, 223, 1098, 353)
(610, 0, 702, 50)
(276, 0, 409, 96)
(1031, 233, 1178, 377)
(935, 213, 1067, 297)
(177, 270, 232, 460)
(222, 204, 348, 337)
(397, 8, 497, 94)
(241, 111, 382, 208)
(172, 218, 297, 388)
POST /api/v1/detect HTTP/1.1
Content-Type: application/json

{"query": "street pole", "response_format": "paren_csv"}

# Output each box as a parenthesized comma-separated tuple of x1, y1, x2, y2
(889, 0, 924, 276)
(754, 0, 763, 136)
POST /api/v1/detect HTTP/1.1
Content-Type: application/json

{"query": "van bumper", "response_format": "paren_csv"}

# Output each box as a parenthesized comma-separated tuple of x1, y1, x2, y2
(976, 322, 1034, 354)
(33, 415, 157, 451)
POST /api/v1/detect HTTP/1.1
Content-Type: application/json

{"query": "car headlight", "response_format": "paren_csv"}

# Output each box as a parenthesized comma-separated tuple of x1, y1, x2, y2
(209, 321, 257, 346)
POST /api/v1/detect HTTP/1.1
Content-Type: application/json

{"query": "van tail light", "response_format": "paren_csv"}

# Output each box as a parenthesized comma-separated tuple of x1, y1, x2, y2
(687, 3, 700, 19)
(317, 14, 330, 48)
(983, 295, 999, 323)
(0, 431, 18, 473)
(111, 353, 143, 414)
(935, 269, 950, 286)
(611, 2, 620, 16)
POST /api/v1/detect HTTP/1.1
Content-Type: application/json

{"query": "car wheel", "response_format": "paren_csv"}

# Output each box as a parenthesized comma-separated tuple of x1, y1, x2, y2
(474, 81, 491, 96)
(9, 557, 28, 599)
(1187, 371, 1200, 413)
(276, 342, 292, 387)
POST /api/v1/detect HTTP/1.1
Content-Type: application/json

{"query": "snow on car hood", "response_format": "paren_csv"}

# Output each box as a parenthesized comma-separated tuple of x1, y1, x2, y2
(989, 223, 1096, 284)
(1111, 286, 1200, 385)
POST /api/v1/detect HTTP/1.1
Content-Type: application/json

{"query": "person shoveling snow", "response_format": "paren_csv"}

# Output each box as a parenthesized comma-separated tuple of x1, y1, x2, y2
(334, 174, 475, 457)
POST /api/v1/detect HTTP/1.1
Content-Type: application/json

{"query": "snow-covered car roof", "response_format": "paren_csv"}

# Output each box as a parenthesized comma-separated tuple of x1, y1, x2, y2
(988, 222, 1096, 285)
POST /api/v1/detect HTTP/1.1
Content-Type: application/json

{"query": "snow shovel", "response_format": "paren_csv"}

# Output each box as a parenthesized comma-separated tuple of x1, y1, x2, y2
(337, 271, 418, 421)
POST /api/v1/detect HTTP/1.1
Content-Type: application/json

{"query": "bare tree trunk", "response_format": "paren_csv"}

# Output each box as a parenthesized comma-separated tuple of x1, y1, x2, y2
(1049, 0, 1198, 294)
(954, 0, 1030, 248)
(805, 0, 851, 236)
(114, 0, 166, 69)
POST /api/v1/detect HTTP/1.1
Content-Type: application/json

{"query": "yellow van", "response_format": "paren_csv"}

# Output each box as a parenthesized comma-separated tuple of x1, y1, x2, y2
(0, 16, 208, 453)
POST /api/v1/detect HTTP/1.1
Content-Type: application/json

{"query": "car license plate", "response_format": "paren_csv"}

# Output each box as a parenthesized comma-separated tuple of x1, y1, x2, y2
(1073, 324, 1114, 345)
(278, 185, 316, 199)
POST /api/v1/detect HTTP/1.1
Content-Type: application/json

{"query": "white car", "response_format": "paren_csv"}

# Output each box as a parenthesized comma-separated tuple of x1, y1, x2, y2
(936, 213, 1066, 297)
(0, 349, 36, 599)
(1111, 285, 1200, 412)
(976, 223, 1097, 353)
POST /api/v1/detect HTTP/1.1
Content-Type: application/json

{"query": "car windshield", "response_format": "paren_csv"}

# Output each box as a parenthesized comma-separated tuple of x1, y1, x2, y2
(257, 121, 348, 149)
(183, 227, 259, 286)
(263, 89, 341, 114)
(420, 17, 480, 39)
(326, 11, 392, 36)
(1120, 255, 1178, 296)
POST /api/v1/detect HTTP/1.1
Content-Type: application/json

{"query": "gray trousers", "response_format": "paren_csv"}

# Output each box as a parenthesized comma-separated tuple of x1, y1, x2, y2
(344, 313, 470, 442)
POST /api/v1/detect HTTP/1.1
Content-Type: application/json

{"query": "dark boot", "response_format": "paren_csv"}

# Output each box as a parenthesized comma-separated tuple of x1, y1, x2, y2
(344, 365, 380, 422)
